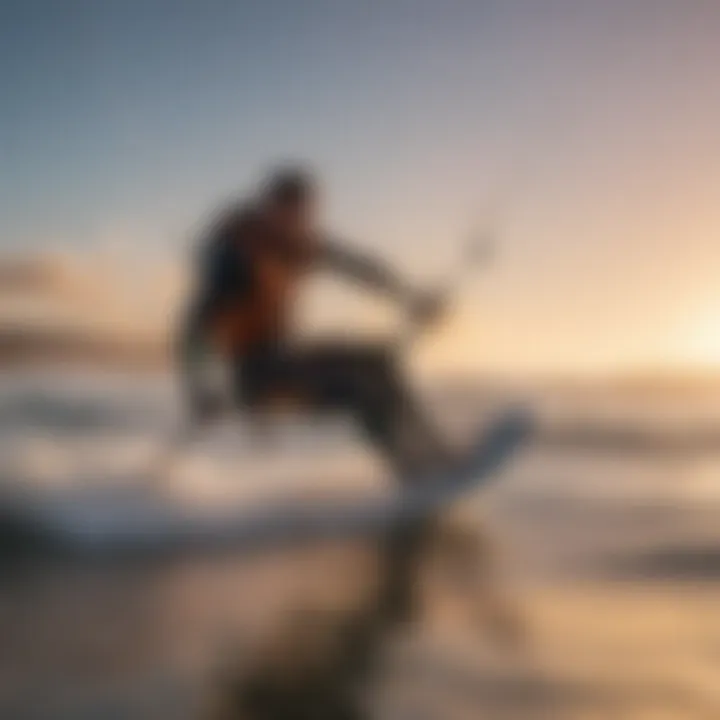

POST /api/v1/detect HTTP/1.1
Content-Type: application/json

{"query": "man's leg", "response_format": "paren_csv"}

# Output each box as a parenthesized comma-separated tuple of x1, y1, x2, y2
(285, 343, 454, 484)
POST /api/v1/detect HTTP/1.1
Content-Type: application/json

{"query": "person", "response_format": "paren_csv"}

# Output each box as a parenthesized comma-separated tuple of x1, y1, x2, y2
(178, 166, 453, 482)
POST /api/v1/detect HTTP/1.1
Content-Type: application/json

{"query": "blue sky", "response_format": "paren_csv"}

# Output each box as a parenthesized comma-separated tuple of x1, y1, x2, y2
(2, 1, 720, 372)
(2, 1, 514, 252)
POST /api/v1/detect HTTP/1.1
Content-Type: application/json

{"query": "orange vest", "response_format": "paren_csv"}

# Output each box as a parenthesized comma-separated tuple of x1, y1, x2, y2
(207, 228, 313, 354)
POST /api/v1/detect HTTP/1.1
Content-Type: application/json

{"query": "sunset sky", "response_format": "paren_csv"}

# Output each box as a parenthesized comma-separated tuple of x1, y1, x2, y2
(1, 1, 720, 375)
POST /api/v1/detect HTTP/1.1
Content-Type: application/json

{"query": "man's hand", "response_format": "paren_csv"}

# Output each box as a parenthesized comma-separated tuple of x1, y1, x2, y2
(408, 290, 448, 330)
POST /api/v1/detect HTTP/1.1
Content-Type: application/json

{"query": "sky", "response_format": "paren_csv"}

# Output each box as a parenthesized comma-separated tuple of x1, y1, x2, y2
(1, 0, 720, 376)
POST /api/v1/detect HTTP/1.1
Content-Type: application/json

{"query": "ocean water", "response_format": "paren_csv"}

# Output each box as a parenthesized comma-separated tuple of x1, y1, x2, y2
(1, 369, 720, 719)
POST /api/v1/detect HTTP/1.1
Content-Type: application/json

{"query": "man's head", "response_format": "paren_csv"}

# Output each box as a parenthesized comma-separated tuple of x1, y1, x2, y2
(260, 166, 318, 242)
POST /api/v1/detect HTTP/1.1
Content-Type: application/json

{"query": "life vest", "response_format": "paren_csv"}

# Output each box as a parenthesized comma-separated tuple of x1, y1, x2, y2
(198, 208, 314, 354)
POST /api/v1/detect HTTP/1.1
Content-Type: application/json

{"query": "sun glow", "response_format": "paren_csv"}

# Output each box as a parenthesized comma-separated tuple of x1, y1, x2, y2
(679, 311, 720, 368)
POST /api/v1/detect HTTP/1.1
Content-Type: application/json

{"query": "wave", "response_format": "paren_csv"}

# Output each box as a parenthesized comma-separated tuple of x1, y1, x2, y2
(0, 414, 527, 560)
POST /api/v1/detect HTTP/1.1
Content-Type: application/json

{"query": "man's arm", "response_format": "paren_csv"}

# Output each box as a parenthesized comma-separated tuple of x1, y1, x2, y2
(317, 238, 412, 301)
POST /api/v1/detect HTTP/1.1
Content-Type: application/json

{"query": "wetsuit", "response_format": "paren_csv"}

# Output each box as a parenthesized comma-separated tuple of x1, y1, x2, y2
(179, 204, 449, 479)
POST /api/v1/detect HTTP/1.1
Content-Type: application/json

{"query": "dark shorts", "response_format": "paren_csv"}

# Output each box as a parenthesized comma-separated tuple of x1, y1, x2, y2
(232, 341, 449, 480)
(235, 341, 400, 412)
